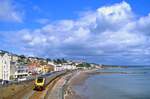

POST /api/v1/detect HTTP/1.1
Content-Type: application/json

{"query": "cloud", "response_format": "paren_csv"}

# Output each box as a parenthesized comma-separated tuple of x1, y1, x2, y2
(0, 0, 23, 22)
(2, 1, 150, 65)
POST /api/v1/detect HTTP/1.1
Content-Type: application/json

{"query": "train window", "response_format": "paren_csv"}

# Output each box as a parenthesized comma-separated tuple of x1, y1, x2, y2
(37, 77, 44, 83)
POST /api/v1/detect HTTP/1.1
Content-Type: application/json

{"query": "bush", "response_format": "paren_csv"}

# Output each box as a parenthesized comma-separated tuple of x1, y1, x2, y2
(76, 62, 91, 68)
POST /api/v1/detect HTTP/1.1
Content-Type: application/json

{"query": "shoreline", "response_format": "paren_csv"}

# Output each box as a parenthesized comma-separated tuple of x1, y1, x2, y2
(64, 69, 97, 99)
(63, 68, 130, 99)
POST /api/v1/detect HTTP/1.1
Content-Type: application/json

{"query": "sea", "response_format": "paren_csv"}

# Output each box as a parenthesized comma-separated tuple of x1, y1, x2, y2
(74, 66, 150, 99)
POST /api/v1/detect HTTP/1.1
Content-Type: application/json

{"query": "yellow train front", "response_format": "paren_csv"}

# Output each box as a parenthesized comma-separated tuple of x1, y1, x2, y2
(34, 76, 46, 91)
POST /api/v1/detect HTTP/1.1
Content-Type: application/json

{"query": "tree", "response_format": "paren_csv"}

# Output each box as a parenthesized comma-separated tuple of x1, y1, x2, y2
(53, 59, 58, 64)
(62, 58, 67, 63)
(40, 60, 47, 65)
(57, 59, 62, 64)
(46, 58, 51, 62)
(18, 55, 26, 63)
(76, 62, 91, 68)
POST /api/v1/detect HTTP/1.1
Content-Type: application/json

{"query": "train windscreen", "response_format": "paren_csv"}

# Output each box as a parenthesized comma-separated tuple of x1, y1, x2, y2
(37, 77, 44, 83)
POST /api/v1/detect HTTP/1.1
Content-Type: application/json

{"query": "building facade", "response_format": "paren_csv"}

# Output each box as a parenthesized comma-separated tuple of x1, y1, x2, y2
(14, 65, 29, 81)
(0, 55, 3, 81)
(0, 53, 11, 81)
(10, 62, 17, 80)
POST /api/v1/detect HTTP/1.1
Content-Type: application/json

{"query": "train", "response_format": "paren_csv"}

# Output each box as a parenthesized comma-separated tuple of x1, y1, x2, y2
(34, 71, 67, 91)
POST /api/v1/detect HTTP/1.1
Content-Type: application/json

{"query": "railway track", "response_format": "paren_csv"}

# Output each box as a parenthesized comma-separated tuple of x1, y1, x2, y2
(10, 71, 68, 99)
(4, 70, 74, 99)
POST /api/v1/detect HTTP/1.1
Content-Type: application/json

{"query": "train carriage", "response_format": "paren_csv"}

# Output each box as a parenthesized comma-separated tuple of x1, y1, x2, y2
(34, 70, 67, 91)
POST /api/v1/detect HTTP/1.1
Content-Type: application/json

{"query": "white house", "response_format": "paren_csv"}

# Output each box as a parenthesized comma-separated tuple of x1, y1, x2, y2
(48, 60, 77, 71)
(14, 65, 29, 81)
(48, 61, 63, 71)
(48, 61, 55, 66)
(0, 55, 3, 82)
(54, 64, 64, 71)
(0, 52, 11, 81)
(63, 63, 76, 70)
(53, 63, 77, 71)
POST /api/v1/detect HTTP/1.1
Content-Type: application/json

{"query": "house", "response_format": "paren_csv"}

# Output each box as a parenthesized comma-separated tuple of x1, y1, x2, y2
(28, 59, 44, 74)
(48, 61, 55, 66)
(10, 62, 17, 80)
(41, 65, 50, 73)
(14, 65, 29, 81)
(54, 64, 64, 71)
(11, 54, 19, 62)
(0, 52, 11, 82)
(63, 63, 76, 70)
(36, 66, 43, 74)
(0, 54, 3, 83)
(28, 57, 38, 62)
(47, 64, 55, 72)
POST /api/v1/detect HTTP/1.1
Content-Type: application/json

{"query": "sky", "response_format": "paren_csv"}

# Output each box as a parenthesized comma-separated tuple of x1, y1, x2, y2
(0, 0, 150, 65)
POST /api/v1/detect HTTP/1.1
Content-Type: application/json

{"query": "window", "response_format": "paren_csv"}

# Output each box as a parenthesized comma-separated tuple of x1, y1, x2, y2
(37, 77, 44, 83)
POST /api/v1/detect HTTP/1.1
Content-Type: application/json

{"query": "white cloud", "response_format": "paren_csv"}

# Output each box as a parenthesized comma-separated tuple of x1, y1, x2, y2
(0, 0, 23, 22)
(2, 1, 150, 64)
(97, 1, 133, 21)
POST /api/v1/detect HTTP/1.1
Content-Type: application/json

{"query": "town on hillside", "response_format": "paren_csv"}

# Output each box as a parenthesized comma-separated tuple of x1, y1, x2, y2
(0, 50, 101, 85)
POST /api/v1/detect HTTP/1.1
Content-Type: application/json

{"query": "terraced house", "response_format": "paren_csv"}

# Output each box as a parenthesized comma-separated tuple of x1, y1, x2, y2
(0, 52, 11, 83)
